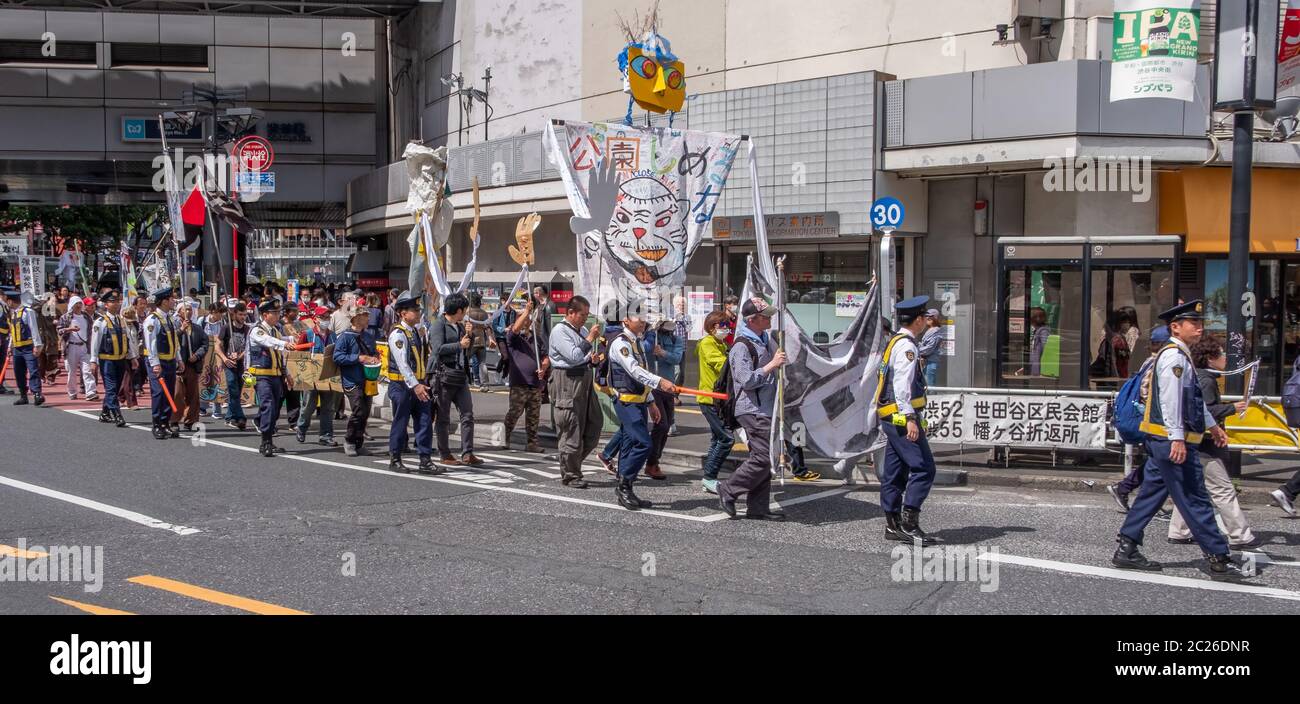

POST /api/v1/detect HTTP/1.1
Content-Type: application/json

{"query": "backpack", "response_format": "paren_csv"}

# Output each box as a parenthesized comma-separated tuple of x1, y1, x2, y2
(1114, 352, 1163, 444)
(1282, 356, 1300, 427)
(715, 338, 759, 431)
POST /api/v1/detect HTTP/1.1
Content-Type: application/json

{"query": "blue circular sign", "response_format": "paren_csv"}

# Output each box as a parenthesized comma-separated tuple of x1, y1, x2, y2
(870, 197, 905, 230)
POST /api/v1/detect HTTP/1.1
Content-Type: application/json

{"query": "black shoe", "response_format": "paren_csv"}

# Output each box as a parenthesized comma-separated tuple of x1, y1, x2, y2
(259, 441, 274, 458)
(169, 425, 180, 439)
(1167, 537, 1195, 545)
(237, 420, 247, 431)
(417, 456, 442, 475)
(113, 412, 127, 428)
(1106, 484, 1130, 512)
(1204, 553, 1250, 581)
(884, 511, 910, 542)
(1112, 535, 1162, 571)
(562, 477, 590, 489)
(98, 411, 113, 423)
(0, 387, 10, 395)
(33, 395, 44, 407)
(631, 481, 652, 508)
(616, 478, 641, 511)
(295, 428, 307, 443)
(746, 511, 788, 521)
(390, 455, 409, 474)
(900, 507, 936, 546)
(14, 396, 28, 406)
(182, 423, 194, 432)
(718, 492, 737, 519)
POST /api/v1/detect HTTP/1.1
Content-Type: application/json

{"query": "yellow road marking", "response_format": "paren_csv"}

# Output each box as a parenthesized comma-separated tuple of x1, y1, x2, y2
(50, 596, 135, 615)
(127, 575, 309, 615)
(1, 544, 49, 558)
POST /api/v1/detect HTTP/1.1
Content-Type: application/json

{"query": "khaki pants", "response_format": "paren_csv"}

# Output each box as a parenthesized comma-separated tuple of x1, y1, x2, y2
(550, 368, 601, 482)
(1169, 453, 1255, 546)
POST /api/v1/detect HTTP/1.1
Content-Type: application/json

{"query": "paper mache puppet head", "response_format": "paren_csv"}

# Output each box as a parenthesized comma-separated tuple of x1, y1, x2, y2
(618, 31, 685, 117)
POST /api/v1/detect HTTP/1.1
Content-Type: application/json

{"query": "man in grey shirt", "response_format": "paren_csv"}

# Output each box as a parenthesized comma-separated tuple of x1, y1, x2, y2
(718, 297, 788, 520)
(547, 295, 603, 486)
(917, 308, 943, 385)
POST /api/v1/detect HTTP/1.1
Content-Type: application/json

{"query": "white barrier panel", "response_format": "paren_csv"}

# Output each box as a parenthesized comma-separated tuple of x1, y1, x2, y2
(922, 393, 1110, 450)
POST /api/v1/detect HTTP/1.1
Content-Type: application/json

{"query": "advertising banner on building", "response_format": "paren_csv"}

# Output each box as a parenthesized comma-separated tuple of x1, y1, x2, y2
(1110, 0, 1201, 103)
(923, 392, 1111, 449)
(1279, 1, 1300, 92)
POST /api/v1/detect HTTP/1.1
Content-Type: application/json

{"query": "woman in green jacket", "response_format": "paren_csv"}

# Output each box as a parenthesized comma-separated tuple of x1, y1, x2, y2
(697, 310, 735, 495)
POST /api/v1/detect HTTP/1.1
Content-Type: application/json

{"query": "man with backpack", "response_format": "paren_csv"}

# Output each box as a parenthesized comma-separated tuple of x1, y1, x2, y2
(1112, 300, 1249, 581)
(548, 296, 603, 488)
(717, 297, 788, 521)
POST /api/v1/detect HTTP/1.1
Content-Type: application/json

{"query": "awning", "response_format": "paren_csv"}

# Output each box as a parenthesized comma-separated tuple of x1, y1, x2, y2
(1160, 169, 1300, 254)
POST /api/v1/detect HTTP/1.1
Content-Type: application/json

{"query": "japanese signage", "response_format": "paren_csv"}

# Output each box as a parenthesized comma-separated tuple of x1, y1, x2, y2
(1280, 1, 1300, 92)
(1110, 1, 1201, 103)
(236, 171, 276, 194)
(0, 238, 27, 257)
(923, 392, 1110, 449)
(835, 291, 867, 318)
(712, 212, 840, 241)
(121, 116, 203, 143)
(934, 280, 960, 357)
(687, 291, 715, 340)
(18, 255, 45, 298)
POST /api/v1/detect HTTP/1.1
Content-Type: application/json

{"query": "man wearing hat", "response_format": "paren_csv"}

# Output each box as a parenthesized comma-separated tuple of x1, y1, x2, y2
(215, 298, 251, 430)
(386, 293, 438, 474)
(6, 287, 46, 406)
(143, 287, 182, 439)
(1113, 300, 1249, 580)
(89, 290, 129, 427)
(605, 298, 677, 510)
(248, 299, 296, 457)
(918, 308, 944, 386)
(333, 306, 381, 457)
(875, 295, 938, 544)
(58, 296, 98, 402)
(278, 302, 307, 428)
(295, 304, 341, 447)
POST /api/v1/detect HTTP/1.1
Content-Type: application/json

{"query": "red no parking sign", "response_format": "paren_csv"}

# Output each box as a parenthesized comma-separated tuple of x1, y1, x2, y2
(232, 136, 274, 172)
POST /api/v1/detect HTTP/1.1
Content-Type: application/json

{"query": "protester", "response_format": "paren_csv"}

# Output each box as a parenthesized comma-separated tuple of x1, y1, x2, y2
(642, 315, 683, 479)
(328, 291, 359, 335)
(334, 308, 380, 457)
(279, 304, 309, 428)
(696, 311, 733, 495)
(491, 290, 519, 382)
(216, 299, 250, 430)
(531, 286, 554, 341)
(502, 295, 550, 453)
(430, 292, 481, 466)
(465, 292, 492, 390)
(174, 301, 208, 431)
(918, 308, 943, 386)
(200, 302, 226, 419)
(295, 306, 341, 447)
(549, 296, 604, 488)
(58, 297, 97, 401)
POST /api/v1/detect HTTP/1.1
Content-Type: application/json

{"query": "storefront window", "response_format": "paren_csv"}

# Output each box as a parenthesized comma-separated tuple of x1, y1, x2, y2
(725, 245, 875, 341)
(1086, 264, 1174, 389)
(1000, 265, 1084, 388)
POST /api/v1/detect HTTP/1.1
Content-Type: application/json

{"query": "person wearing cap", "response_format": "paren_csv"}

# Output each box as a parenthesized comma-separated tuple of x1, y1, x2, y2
(875, 295, 938, 543)
(717, 296, 788, 520)
(917, 308, 944, 386)
(1107, 325, 1175, 520)
(0, 289, 12, 396)
(333, 307, 381, 457)
(89, 291, 129, 427)
(1113, 300, 1249, 580)
(198, 302, 227, 419)
(385, 294, 437, 474)
(295, 305, 340, 447)
(142, 287, 182, 439)
(6, 287, 46, 406)
(430, 292, 482, 466)
(549, 295, 604, 487)
(249, 299, 296, 457)
(215, 298, 251, 429)
(642, 313, 683, 480)
(58, 296, 97, 402)
(501, 293, 550, 455)
(607, 298, 678, 510)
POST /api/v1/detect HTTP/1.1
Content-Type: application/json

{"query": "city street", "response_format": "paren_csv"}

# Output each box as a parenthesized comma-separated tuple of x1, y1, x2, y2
(3, 393, 1299, 615)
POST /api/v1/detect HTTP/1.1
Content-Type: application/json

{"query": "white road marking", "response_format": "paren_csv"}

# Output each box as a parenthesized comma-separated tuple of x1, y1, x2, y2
(0, 473, 201, 536)
(467, 452, 561, 478)
(981, 552, 1300, 602)
(1239, 552, 1300, 569)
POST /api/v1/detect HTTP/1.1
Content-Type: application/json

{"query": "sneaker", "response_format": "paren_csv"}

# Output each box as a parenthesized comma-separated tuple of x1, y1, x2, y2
(668, 423, 680, 437)
(1272, 489, 1297, 516)
(225, 420, 241, 430)
(1154, 509, 1173, 522)
(319, 437, 337, 447)
(598, 454, 618, 476)
(792, 470, 821, 482)
(701, 478, 719, 495)
(85, 394, 98, 402)
(1106, 484, 1130, 512)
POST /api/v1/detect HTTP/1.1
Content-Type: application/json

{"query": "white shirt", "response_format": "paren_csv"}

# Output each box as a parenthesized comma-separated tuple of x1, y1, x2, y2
(248, 321, 290, 361)
(387, 322, 425, 389)
(89, 313, 117, 364)
(609, 331, 663, 392)
(142, 310, 177, 367)
(1154, 338, 1217, 441)
(890, 328, 921, 417)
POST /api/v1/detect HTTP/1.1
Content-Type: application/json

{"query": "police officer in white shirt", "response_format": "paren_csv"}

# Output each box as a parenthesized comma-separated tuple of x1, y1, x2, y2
(605, 298, 677, 511)
(386, 293, 437, 475)
(875, 296, 937, 545)
(142, 287, 181, 439)
(248, 299, 295, 457)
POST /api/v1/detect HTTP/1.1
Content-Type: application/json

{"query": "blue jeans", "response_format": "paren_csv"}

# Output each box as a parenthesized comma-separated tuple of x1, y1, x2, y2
(224, 366, 246, 421)
(602, 428, 624, 461)
(924, 360, 939, 386)
(699, 403, 734, 480)
(297, 390, 339, 439)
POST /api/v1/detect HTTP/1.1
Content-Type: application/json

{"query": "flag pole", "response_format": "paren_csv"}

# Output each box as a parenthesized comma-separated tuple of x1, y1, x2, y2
(775, 255, 789, 485)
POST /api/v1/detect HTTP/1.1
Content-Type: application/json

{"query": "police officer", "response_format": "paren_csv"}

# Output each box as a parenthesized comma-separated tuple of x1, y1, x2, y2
(248, 299, 295, 457)
(387, 293, 438, 475)
(876, 295, 938, 545)
(143, 287, 182, 439)
(1113, 300, 1249, 580)
(605, 299, 676, 511)
(89, 291, 129, 428)
(6, 289, 46, 406)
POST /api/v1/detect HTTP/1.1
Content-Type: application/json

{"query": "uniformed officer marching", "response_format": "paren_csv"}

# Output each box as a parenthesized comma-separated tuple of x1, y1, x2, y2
(1113, 299, 1250, 580)
(248, 299, 295, 457)
(143, 287, 182, 439)
(605, 299, 676, 511)
(89, 291, 129, 428)
(387, 293, 439, 475)
(6, 289, 46, 407)
(875, 295, 938, 545)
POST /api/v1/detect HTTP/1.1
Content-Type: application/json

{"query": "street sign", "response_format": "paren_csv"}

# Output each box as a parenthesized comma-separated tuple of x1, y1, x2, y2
(871, 196, 905, 232)
(236, 171, 276, 194)
(121, 116, 203, 143)
(232, 136, 274, 172)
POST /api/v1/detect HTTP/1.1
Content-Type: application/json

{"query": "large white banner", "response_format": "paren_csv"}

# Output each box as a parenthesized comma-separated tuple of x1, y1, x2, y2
(18, 255, 45, 299)
(1280, 1, 1300, 92)
(1110, 0, 1202, 103)
(923, 393, 1111, 450)
(545, 120, 740, 317)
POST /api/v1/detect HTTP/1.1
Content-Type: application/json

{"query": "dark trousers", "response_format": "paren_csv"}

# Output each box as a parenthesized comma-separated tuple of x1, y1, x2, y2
(224, 366, 247, 421)
(1116, 445, 1150, 496)
(297, 390, 339, 440)
(99, 359, 125, 412)
(344, 384, 372, 447)
(602, 429, 624, 461)
(880, 421, 936, 513)
(719, 414, 774, 516)
(147, 360, 177, 425)
(699, 402, 734, 480)
(12, 345, 41, 396)
(435, 381, 475, 457)
(646, 388, 674, 467)
(1121, 438, 1229, 555)
(389, 382, 433, 457)
(613, 400, 652, 480)
(283, 389, 301, 428)
(255, 376, 285, 436)
(1283, 469, 1300, 502)
(174, 364, 201, 426)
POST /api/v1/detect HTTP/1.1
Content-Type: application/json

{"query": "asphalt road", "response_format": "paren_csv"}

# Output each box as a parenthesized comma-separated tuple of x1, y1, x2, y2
(3, 394, 1300, 615)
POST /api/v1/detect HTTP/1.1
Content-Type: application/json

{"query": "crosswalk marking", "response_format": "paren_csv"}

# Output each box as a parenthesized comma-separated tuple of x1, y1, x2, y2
(49, 596, 135, 615)
(127, 575, 309, 615)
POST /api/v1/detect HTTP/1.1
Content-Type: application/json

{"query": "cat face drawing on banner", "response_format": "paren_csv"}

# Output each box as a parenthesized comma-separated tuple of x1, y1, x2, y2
(606, 172, 690, 285)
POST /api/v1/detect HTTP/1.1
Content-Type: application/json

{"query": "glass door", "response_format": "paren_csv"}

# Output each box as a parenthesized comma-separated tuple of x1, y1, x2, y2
(1086, 263, 1175, 390)
(1000, 263, 1085, 389)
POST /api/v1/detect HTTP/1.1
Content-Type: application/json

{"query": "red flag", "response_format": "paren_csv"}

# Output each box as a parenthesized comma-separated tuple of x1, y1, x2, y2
(180, 185, 205, 252)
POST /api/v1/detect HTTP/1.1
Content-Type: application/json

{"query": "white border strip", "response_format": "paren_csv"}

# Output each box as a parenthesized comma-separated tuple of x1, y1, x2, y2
(0, 473, 201, 536)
